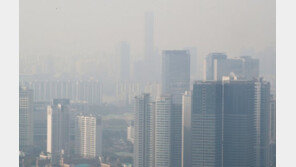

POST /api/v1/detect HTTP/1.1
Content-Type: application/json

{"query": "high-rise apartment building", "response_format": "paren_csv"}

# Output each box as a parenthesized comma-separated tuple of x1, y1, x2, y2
(19, 86, 34, 150)
(154, 96, 171, 167)
(133, 94, 152, 167)
(21, 80, 102, 105)
(75, 115, 96, 158)
(161, 50, 190, 167)
(74, 115, 102, 159)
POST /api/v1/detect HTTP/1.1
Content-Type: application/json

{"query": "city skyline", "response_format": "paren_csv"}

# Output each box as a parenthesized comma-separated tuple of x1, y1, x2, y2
(19, 0, 276, 166)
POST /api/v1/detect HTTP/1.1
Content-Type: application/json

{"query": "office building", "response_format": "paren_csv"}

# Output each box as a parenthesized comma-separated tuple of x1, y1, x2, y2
(33, 101, 51, 151)
(161, 50, 190, 98)
(191, 82, 223, 167)
(205, 53, 259, 81)
(181, 91, 192, 167)
(161, 50, 190, 167)
(184, 47, 202, 80)
(19, 86, 34, 150)
(222, 79, 270, 167)
(269, 95, 276, 167)
(47, 99, 71, 158)
(190, 79, 270, 167)
(241, 56, 260, 80)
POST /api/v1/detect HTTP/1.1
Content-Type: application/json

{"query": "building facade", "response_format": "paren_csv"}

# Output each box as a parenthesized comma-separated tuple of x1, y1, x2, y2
(75, 115, 97, 158)
(47, 99, 71, 159)
(154, 96, 171, 167)
(133, 94, 152, 167)
(19, 86, 34, 150)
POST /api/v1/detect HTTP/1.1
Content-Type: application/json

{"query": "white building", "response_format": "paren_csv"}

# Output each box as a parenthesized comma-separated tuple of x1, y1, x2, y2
(75, 115, 102, 159)
(127, 120, 135, 144)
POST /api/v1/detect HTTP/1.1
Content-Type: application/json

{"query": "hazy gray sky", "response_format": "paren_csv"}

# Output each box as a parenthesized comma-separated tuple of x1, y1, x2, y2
(20, 0, 275, 58)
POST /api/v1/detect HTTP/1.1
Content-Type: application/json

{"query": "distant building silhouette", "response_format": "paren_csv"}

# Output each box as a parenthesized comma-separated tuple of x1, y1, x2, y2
(120, 41, 130, 81)
(205, 53, 259, 81)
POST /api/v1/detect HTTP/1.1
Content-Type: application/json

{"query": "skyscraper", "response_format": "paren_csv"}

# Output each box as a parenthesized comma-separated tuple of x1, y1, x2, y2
(33, 101, 51, 151)
(75, 115, 102, 159)
(161, 50, 190, 98)
(120, 41, 130, 81)
(133, 94, 152, 167)
(19, 86, 34, 150)
(161, 50, 190, 167)
(190, 79, 270, 167)
(47, 99, 71, 159)
(191, 81, 223, 167)
(269, 95, 276, 167)
(145, 12, 154, 60)
(154, 95, 171, 167)
(181, 91, 192, 167)
(223, 79, 270, 167)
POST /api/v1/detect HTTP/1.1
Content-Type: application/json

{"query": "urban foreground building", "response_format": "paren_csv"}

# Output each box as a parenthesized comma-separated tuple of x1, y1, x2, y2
(75, 115, 103, 159)
(181, 91, 192, 167)
(47, 99, 71, 163)
(191, 81, 223, 167)
(154, 95, 171, 167)
(133, 94, 152, 167)
(33, 101, 50, 152)
(205, 52, 259, 81)
(190, 79, 270, 167)
(161, 50, 190, 167)
(19, 86, 34, 150)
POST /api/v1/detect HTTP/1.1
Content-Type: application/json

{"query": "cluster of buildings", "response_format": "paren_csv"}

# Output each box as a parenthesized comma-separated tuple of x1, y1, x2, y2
(19, 88, 104, 166)
(132, 50, 276, 167)
(20, 80, 102, 105)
